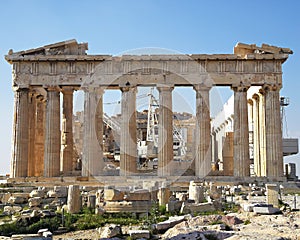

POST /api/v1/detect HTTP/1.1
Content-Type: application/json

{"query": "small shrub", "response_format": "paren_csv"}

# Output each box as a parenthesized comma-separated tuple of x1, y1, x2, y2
(158, 205, 166, 215)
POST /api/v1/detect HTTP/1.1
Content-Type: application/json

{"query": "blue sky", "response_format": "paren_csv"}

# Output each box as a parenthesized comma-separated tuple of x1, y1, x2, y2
(0, 0, 299, 175)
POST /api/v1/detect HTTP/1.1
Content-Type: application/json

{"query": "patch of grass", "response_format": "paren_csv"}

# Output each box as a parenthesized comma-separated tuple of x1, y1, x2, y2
(244, 219, 251, 225)
(209, 220, 224, 225)
(65, 212, 140, 231)
(27, 216, 61, 233)
(0, 221, 23, 236)
(223, 203, 240, 213)
(0, 183, 13, 188)
(0, 215, 12, 223)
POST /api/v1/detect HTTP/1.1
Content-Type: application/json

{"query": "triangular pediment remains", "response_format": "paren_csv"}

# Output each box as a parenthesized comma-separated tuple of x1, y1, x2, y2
(7, 39, 88, 57)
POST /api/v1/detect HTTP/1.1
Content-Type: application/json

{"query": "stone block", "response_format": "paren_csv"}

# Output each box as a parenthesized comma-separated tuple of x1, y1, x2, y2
(176, 193, 188, 202)
(128, 230, 150, 239)
(142, 180, 158, 190)
(12, 192, 29, 199)
(2, 193, 11, 203)
(266, 184, 279, 208)
(242, 203, 256, 212)
(163, 231, 205, 240)
(7, 196, 27, 204)
(104, 188, 124, 201)
(99, 224, 122, 239)
(152, 216, 185, 233)
(104, 200, 152, 213)
(158, 187, 171, 206)
(29, 197, 42, 207)
(125, 190, 151, 201)
(180, 202, 216, 214)
(30, 189, 46, 198)
(167, 200, 182, 213)
(221, 215, 243, 225)
(87, 195, 96, 209)
(4, 206, 22, 214)
(253, 206, 280, 214)
(189, 181, 204, 204)
(47, 186, 68, 198)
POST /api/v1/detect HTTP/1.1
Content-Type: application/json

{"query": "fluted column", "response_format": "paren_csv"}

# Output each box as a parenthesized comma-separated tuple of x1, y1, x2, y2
(264, 84, 283, 178)
(157, 85, 173, 177)
(258, 89, 267, 176)
(120, 86, 137, 176)
(34, 95, 46, 176)
(232, 85, 250, 177)
(252, 94, 261, 176)
(194, 84, 212, 178)
(44, 86, 61, 177)
(11, 87, 29, 178)
(62, 87, 74, 174)
(27, 91, 37, 177)
(82, 87, 104, 177)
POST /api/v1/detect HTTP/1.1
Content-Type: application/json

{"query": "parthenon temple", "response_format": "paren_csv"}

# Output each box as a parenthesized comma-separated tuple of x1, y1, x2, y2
(5, 40, 293, 182)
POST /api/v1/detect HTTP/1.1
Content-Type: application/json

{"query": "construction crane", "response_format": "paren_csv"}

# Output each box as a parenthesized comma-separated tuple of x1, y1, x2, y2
(103, 88, 187, 157)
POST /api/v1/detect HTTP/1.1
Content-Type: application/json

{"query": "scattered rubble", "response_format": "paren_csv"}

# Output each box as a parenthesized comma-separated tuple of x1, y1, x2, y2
(0, 181, 299, 239)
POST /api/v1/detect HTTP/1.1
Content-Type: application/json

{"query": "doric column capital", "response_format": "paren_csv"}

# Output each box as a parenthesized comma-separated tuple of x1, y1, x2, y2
(61, 86, 75, 94)
(193, 83, 212, 92)
(44, 85, 61, 92)
(231, 83, 250, 92)
(82, 86, 105, 95)
(120, 85, 136, 93)
(28, 86, 38, 95)
(13, 86, 29, 93)
(252, 93, 260, 101)
(262, 83, 282, 92)
(36, 94, 46, 102)
(157, 84, 174, 92)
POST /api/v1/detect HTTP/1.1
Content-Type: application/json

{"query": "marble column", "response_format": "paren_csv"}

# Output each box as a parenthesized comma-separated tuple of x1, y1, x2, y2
(252, 94, 261, 176)
(34, 95, 46, 176)
(82, 87, 104, 177)
(27, 91, 37, 177)
(232, 85, 250, 177)
(194, 85, 212, 178)
(44, 86, 61, 177)
(258, 89, 267, 176)
(157, 86, 173, 177)
(62, 87, 74, 174)
(120, 86, 137, 176)
(264, 84, 283, 178)
(11, 87, 29, 178)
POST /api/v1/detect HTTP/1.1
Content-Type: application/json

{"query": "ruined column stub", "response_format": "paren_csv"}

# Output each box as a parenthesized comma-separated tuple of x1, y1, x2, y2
(266, 184, 279, 208)
(5, 40, 292, 179)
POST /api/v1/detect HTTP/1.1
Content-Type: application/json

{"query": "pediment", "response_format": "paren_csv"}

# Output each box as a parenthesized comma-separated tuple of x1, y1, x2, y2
(7, 39, 88, 57)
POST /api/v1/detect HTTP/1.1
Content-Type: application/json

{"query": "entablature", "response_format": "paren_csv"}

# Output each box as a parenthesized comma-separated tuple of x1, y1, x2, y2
(5, 40, 292, 88)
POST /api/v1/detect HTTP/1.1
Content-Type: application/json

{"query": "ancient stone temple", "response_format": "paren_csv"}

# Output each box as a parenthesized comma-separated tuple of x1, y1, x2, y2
(5, 40, 292, 181)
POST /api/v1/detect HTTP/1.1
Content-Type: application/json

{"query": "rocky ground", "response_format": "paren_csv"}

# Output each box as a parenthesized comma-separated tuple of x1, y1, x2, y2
(52, 211, 300, 240)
